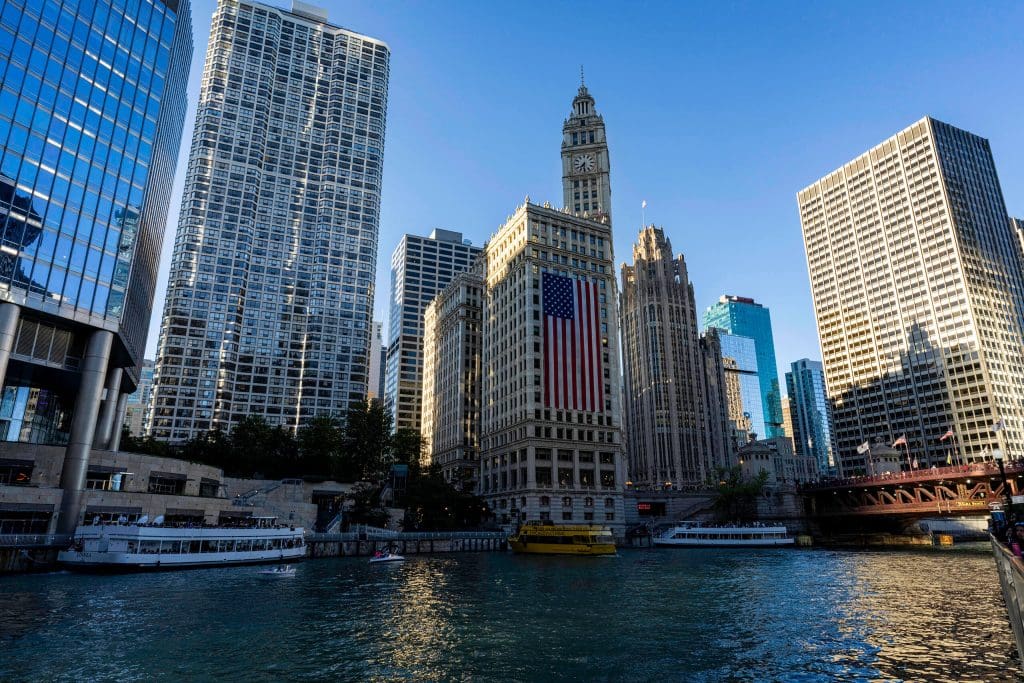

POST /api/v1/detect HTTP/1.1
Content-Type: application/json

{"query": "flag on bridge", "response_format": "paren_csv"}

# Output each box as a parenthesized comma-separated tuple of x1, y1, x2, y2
(542, 271, 604, 412)
(939, 429, 954, 442)
(856, 441, 870, 455)
(892, 435, 907, 447)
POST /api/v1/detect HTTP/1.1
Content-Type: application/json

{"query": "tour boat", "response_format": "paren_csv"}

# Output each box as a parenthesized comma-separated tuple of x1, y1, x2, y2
(508, 521, 617, 556)
(58, 516, 306, 571)
(654, 522, 794, 548)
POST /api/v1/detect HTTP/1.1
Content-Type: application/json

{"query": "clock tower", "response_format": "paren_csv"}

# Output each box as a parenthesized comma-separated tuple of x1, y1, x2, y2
(562, 78, 612, 225)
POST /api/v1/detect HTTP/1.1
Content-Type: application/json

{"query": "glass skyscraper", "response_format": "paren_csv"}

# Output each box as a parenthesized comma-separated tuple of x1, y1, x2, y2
(785, 358, 836, 477)
(0, 0, 192, 530)
(704, 295, 783, 438)
(151, 0, 389, 442)
(718, 332, 765, 442)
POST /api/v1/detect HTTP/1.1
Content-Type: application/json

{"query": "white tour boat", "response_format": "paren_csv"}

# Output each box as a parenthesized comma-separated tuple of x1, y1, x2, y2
(58, 516, 306, 571)
(654, 522, 794, 548)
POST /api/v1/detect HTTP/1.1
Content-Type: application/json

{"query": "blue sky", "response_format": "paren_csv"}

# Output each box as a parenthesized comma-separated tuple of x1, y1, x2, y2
(148, 0, 1024, 392)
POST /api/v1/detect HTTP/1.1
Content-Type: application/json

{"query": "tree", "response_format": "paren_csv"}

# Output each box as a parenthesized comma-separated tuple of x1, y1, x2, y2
(711, 465, 769, 522)
(297, 414, 344, 478)
(343, 399, 392, 482)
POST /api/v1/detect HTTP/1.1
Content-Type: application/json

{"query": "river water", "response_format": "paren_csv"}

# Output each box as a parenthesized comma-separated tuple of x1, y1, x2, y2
(0, 545, 1017, 682)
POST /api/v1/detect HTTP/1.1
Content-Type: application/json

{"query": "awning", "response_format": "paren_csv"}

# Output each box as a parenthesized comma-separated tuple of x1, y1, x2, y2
(0, 458, 34, 467)
(164, 508, 204, 517)
(218, 509, 252, 518)
(86, 465, 128, 474)
(84, 505, 143, 515)
(0, 502, 53, 513)
(150, 471, 187, 481)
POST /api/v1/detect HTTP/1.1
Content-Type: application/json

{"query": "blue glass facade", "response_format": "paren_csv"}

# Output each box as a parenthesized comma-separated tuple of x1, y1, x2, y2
(719, 333, 766, 441)
(0, 0, 192, 444)
(785, 358, 836, 477)
(704, 295, 784, 438)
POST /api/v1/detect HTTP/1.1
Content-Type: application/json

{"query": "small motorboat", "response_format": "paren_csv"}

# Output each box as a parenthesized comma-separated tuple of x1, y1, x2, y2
(369, 548, 405, 564)
(257, 565, 296, 577)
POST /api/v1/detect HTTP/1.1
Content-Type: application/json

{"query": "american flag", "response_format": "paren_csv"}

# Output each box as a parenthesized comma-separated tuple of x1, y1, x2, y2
(542, 271, 604, 412)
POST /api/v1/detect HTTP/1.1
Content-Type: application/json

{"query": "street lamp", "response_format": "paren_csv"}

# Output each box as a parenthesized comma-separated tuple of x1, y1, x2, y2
(994, 448, 1012, 512)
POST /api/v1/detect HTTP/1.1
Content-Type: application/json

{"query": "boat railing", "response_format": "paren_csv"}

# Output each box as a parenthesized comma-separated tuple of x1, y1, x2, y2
(308, 530, 507, 543)
(0, 533, 72, 549)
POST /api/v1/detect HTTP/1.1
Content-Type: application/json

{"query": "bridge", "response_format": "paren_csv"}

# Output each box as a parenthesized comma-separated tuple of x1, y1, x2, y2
(801, 461, 1023, 518)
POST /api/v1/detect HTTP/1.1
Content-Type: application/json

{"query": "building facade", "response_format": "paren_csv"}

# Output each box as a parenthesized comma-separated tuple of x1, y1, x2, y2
(367, 320, 383, 400)
(620, 227, 727, 489)
(798, 117, 1024, 474)
(384, 229, 480, 432)
(561, 81, 611, 223)
(704, 295, 784, 438)
(0, 0, 193, 530)
(124, 359, 155, 437)
(718, 332, 765, 445)
(479, 201, 626, 531)
(420, 270, 483, 489)
(785, 359, 836, 478)
(150, 0, 389, 441)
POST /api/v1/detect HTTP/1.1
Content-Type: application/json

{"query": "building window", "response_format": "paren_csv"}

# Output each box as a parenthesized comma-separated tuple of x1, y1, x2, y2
(0, 461, 33, 485)
(562, 496, 572, 508)
(562, 511, 572, 521)
(605, 512, 615, 521)
(148, 475, 186, 495)
(539, 496, 550, 507)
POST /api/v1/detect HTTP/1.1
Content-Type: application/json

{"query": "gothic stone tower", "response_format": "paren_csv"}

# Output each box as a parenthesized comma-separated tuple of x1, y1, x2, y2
(562, 81, 612, 224)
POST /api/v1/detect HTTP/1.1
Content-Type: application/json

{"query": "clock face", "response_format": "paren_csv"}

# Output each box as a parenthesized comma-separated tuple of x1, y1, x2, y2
(573, 153, 596, 174)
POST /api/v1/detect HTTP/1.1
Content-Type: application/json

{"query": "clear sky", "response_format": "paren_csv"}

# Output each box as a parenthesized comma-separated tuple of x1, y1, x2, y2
(148, 0, 1024, 392)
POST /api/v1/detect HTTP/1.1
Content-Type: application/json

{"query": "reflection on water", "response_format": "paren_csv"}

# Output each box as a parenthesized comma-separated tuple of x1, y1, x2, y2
(0, 546, 1017, 682)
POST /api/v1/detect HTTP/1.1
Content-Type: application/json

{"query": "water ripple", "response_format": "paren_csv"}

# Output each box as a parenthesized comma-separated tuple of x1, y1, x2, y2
(0, 546, 1018, 681)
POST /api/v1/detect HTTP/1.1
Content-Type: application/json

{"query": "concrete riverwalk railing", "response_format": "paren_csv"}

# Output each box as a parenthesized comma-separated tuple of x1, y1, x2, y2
(991, 535, 1024, 669)
(306, 530, 508, 558)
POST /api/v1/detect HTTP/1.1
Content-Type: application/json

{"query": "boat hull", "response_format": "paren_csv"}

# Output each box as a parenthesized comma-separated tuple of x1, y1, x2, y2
(653, 538, 794, 548)
(509, 540, 616, 556)
(57, 549, 306, 572)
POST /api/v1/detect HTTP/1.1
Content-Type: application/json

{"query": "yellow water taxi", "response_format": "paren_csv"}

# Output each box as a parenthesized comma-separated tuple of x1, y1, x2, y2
(508, 521, 616, 556)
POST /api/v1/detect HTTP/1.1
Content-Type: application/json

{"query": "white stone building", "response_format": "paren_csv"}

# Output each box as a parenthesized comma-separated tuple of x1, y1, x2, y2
(798, 117, 1024, 474)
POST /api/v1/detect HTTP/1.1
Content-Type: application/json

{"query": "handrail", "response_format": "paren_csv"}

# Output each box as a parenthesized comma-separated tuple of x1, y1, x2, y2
(0, 533, 71, 548)
(307, 530, 506, 543)
(802, 460, 1024, 492)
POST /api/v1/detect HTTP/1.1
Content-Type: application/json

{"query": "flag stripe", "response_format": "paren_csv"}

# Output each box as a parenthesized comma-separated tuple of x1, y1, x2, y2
(542, 273, 603, 413)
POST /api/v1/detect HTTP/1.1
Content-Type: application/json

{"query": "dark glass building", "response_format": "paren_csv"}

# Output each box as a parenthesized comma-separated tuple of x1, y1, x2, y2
(0, 0, 193, 530)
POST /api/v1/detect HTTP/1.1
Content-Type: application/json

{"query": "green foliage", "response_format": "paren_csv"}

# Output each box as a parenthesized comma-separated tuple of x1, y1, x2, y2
(710, 465, 769, 522)
(344, 399, 393, 482)
(401, 463, 490, 531)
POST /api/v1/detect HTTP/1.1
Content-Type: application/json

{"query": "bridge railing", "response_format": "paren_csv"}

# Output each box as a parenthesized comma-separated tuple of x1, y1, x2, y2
(802, 460, 1024, 492)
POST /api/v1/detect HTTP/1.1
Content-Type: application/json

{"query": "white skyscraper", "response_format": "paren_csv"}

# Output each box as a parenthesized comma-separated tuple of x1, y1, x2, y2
(150, 0, 389, 440)
(798, 117, 1024, 474)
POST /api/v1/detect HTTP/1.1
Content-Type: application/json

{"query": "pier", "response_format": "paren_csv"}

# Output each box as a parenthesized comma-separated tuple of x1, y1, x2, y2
(305, 529, 508, 558)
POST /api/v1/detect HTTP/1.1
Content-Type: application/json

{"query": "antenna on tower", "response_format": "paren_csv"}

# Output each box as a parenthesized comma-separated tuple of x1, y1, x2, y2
(642, 200, 647, 228)
(580, 64, 585, 87)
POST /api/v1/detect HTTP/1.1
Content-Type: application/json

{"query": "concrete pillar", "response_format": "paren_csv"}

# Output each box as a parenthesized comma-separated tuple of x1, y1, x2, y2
(93, 367, 123, 449)
(0, 302, 20, 390)
(57, 330, 113, 535)
(108, 391, 130, 451)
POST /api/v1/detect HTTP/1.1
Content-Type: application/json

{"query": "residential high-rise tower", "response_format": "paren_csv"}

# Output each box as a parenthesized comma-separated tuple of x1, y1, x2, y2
(384, 229, 481, 432)
(150, 0, 389, 441)
(798, 117, 1024, 473)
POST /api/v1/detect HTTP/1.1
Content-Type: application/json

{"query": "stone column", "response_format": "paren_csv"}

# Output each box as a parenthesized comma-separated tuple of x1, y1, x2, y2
(0, 302, 21, 390)
(93, 366, 123, 449)
(108, 391, 130, 451)
(57, 330, 113, 535)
